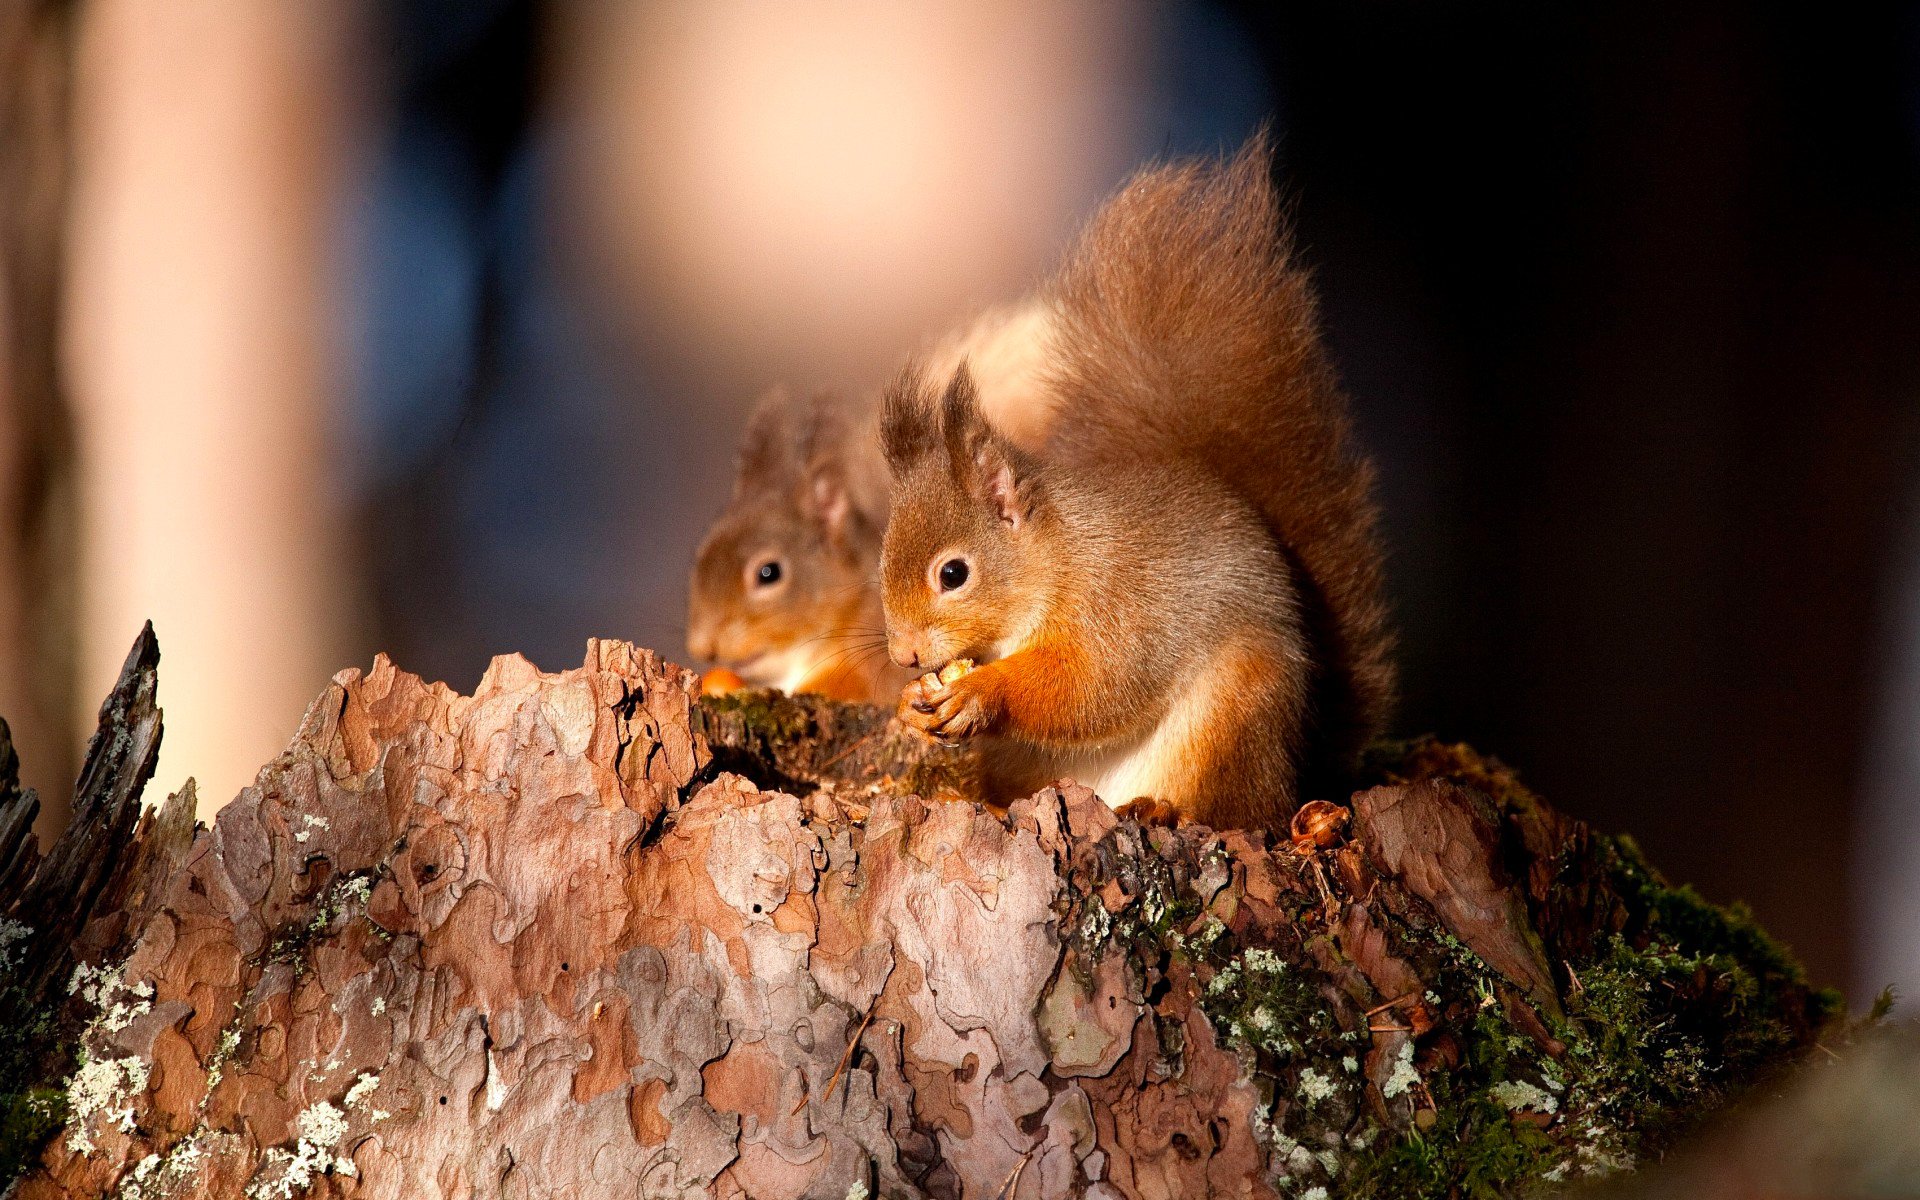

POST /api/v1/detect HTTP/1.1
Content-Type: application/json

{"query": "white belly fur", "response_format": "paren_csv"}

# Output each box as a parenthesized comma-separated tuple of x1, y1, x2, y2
(1059, 651, 1230, 807)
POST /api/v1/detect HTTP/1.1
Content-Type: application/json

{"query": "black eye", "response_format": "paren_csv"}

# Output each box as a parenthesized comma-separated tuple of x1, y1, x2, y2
(938, 559, 969, 591)
(755, 560, 782, 587)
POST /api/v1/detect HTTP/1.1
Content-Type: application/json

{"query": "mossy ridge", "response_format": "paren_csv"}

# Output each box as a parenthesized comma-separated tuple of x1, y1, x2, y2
(1601, 833, 1841, 1039)
(1363, 741, 1829, 1192)
(1049, 738, 1839, 1199)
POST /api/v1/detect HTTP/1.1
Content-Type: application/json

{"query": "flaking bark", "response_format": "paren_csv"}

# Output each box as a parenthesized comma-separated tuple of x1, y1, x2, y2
(2, 636, 1831, 1198)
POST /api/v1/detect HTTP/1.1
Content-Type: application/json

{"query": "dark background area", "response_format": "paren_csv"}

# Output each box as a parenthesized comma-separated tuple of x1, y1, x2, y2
(339, 2, 1920, 992)
(1234, 3, 1920, 991)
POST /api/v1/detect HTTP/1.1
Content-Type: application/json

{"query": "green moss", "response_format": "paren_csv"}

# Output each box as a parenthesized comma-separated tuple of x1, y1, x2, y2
(265, 872, 378, 972)
(1529, 835, 1839, 1168)
(1342, 1097, 1558, 1200)
(699, 690, 816, 745)
(0, 1086, 67, 1184)
(1569, 938, 1711, 1105)
(1200, 945, 1327, 1062)
(0, 977, 73, 1186)
(1604, 835, 1841, 1032)
(1334, 827, 1835, 1195)
(1867, 986, 1897, 1023)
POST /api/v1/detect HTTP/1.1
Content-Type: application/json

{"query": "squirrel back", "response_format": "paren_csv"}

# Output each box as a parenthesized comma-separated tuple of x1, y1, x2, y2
(1040, 135, 1393, 789)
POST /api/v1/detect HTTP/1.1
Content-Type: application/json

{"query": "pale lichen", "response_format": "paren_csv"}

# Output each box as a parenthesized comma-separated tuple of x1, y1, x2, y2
(68, 958, 155, 1044)
(0, 919, 32, 972)
(116, 1134, 206, 1200)
(1295, 1068, 1337, 1107)
(1244, 948, 1285, 974)
(205, 1026, 241, 1090)
(98, 982, 153, 1035)
(247, 1100, 355, 1199)
(63, 1054, 149, 1154)
(1489, 1079, 1559, 1115)
(305, 875, 365, 933)
(1380, 1041, 1420, 1100)
(68, 962, 123, 1006)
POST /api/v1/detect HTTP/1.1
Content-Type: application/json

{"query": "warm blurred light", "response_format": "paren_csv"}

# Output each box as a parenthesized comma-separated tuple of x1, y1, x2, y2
(64, 0, 361, 816)
(555, 0, 1148, 387)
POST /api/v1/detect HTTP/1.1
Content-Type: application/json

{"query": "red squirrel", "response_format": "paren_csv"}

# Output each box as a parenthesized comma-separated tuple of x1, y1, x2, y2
(687, 386, 902, 702)
(879, 138, 1394, 829)
(687, 301, 1059, 705)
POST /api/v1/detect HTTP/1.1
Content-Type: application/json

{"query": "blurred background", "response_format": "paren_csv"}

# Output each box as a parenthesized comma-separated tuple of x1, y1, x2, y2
(1, 1, 1916, 1002)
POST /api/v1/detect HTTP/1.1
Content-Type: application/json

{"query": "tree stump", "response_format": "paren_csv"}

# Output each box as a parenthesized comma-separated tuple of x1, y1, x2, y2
(0, 634, 1834, 1198)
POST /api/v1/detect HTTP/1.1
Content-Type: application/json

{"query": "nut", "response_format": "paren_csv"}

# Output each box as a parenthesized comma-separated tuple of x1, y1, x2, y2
(1289, 800, 1350, 851)
(700, 667, 747, 697)
(924, 658, 975, 689)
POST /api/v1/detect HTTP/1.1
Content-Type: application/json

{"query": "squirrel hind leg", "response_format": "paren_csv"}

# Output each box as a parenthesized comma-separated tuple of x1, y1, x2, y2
(1140, 628, 1311, 835)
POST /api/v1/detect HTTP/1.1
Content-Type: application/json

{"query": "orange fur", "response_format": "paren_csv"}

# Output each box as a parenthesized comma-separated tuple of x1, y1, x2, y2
(687, 300, 1060, 707)
(1043, 134, 1395, 788)
(688, 388, 907, 705)
(879, 136, 1394, 828)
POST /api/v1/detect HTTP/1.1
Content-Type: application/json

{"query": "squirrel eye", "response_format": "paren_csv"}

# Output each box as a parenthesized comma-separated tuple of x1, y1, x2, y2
(754, 560, 782, 587)
(937, 559, 969, 591)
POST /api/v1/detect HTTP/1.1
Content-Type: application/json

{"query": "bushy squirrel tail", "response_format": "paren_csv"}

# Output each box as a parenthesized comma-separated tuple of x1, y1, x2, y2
(1041, 134, 1396, 786)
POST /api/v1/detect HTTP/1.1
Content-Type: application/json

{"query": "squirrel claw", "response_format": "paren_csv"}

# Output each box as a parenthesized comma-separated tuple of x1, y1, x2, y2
(897, 673, 992, 742)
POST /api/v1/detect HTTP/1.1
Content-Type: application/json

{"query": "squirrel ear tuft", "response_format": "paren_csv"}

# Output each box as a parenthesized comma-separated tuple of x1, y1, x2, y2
(938, 365, 987, 468)
(880, 364, 937, 470)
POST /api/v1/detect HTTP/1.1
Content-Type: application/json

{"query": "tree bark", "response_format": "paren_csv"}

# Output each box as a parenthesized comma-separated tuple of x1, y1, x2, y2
(1, 635, 1832, 1198)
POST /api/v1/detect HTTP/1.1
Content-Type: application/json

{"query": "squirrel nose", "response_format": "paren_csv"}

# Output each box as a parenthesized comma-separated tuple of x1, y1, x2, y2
(687, 624, 717, 663)
(888, 638, 921, 670)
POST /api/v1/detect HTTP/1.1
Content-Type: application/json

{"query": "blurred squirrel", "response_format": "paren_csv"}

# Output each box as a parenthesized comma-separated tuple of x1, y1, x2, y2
(687, 301, 1056, 704)
(879, 137, 1393, 829)
(687, 385, 898, 701)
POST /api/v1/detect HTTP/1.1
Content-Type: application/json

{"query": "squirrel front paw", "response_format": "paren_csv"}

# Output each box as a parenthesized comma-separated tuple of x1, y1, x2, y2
(898, 664, 996, 744)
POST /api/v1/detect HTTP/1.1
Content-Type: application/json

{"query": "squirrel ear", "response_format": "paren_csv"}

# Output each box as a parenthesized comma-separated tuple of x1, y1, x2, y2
(737, 386, 798, 488)
(981, 450, 1027, 529)
(806, 464, 855, 544)
(941, 365, 1035, 528)
(798, 392, 866, 547)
